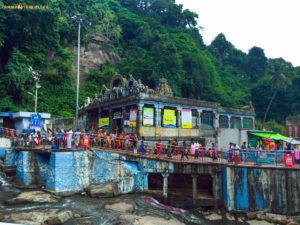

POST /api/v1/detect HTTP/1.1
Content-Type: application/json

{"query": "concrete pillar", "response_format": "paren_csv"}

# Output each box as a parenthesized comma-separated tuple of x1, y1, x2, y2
(228, 115, 232, 129)
(240, 116, 244, 129)
(109, 109, 113, 133)
(162, 173, 169, 199)
(197, 109, 202, 128)
(137, 104, 143, 127)
(155, 105, 162, 127)
(214, 112, 219, 129)
(137, 104, 143, 137)
(122, 106, 126, 131)
(177, 107, 182, 128)
(192, 174, 198, 202)
(139, 172, 148, 191)
(212, 174, 219, 209)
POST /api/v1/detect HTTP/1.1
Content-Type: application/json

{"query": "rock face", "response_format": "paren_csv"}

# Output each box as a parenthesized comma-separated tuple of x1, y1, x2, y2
(87, 183, 120, 198)
(69, 33, 119, 77)
(5, 191, 60, 205)
(104, 201, 135, 213)
(0, 209, 73, 225)
(117, 214, 184, 225)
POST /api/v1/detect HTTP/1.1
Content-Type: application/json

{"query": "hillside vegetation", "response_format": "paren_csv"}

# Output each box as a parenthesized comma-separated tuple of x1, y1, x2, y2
(0, 0, 299, 126)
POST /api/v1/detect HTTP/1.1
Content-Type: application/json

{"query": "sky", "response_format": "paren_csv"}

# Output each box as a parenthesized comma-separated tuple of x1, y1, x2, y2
(176, 0, 300, 67)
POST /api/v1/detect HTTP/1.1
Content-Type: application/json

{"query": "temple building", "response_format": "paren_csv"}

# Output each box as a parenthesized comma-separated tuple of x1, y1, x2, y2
(79, 74, 255, 149)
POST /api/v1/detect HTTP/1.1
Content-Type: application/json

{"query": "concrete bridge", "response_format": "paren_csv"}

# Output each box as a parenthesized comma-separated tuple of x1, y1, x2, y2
(2, 147, 300, 215)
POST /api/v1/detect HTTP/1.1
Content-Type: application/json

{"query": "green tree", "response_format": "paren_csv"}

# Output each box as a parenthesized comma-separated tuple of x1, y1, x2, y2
(243, 47, 267, 81)
(262, 58, 294, 124)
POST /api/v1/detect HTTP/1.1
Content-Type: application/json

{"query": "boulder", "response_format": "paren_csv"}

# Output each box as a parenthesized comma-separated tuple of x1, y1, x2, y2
(104, 201, 135, 213)
(287, 221, 299, 225)
(246, 212, 258, 220)
(247, 220, 273, 225)
(87, 183, 119, 198)
(225, 212, 235, 221)
(204, 212, 222, 221)
(45, 210, 73, 225)
(0, 209, 73, 225)
(265, 213, 288, 224)
(5, 191, 60, 205)
(117, 214, 184, 225)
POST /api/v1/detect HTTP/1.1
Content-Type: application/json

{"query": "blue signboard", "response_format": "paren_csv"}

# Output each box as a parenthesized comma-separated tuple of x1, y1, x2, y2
(31, 114, 41, 127)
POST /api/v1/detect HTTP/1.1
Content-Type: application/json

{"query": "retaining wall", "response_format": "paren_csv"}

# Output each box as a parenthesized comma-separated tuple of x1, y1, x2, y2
(6, 148, 300, 214)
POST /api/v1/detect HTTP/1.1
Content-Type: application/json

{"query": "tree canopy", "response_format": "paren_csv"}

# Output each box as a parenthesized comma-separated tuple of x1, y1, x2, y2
(0, 0, 299, 126)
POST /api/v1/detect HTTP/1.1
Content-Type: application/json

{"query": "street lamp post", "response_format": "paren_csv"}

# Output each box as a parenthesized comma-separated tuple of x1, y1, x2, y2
(29, 67, 41, 114)
(71, 14, 91, 129)
(71, 14, 82, 129)
(75, 17, 81, 129)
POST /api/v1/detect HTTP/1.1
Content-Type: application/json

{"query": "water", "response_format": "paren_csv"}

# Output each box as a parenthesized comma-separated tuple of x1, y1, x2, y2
(0, 173, 247, 225)
(0, 171, 10, 186)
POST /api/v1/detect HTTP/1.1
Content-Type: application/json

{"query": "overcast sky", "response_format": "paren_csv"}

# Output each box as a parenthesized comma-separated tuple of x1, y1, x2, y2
(176, 0, 300, 67)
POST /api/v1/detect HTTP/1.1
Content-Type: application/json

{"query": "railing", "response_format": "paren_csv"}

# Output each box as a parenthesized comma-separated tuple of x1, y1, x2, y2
(0, 127, 298, 168)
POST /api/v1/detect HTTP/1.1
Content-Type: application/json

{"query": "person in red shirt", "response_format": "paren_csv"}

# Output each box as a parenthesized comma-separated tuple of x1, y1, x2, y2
(156, 139, 162, 155)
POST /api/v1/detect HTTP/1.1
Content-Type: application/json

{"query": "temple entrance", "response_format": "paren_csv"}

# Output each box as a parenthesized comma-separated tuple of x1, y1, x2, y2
(112, 109, 123, 134)
(113, 118, 122, 134)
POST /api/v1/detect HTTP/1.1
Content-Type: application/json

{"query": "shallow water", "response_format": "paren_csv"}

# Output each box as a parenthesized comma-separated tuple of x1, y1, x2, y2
(0, 173, 248, 225)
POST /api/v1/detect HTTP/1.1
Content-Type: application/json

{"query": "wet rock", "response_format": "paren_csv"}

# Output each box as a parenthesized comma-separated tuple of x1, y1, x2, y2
(225, 212, 235, 221)
(104, 201, 135, 213)
(45, 210, 73, 225)
(287, 221, 299, 225)
(0, 209, 73, 225)
(197, 210, 211, 216)
(204, 212, 222, 221)
(117, 214, 184, 225)
(257, 213, 266, 220)
(5, 191, 60, 205)
(117, 214, 139, 224)
(246, 212, 258, 220)
(265, 213, 288, 224)
(237, 217, 244, 223)
(247, 220, 273, 225)
(87, 183, 119, 198)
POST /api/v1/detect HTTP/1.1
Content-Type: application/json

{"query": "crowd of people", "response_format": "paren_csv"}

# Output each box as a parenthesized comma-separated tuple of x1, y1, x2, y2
(95, 129, 220, 161)
(4, 126, 300, 164)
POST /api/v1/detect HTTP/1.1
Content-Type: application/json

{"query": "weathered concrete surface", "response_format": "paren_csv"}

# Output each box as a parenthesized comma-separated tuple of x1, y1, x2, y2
(4, 148, 18, 166)
(5, 191, 60, 205)
(117, 214, 184, 225)
(46, 151, 90, 195)
(104, 201, 135, 213)
(12, 148, 300, 215)
(0, 209, 73, 225)
(87, 183, 119, 198)
(16, 151, 37, 186)
(223, 165, 300, 214)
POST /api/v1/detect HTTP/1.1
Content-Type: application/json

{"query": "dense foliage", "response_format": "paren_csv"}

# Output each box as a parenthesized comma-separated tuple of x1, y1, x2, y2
(0, 0, 299, 127)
